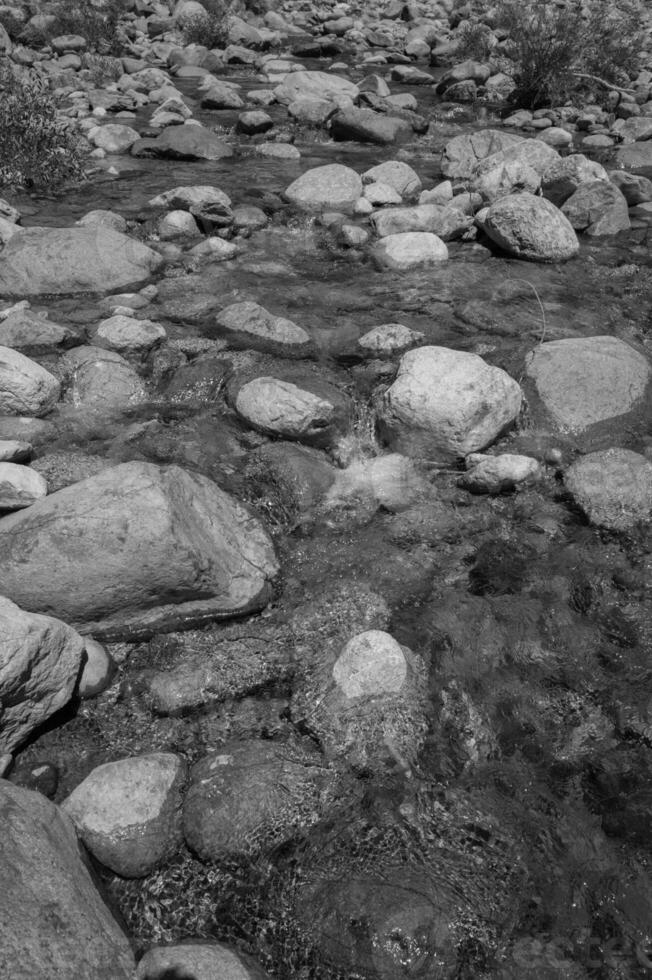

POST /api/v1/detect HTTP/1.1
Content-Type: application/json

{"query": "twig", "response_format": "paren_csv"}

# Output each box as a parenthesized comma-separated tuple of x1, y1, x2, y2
(506, 277, 547, 345)
(570, 71, 635, 95)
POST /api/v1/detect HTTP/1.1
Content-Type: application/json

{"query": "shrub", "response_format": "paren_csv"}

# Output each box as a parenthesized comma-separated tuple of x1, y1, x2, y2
(50, 0, 129, 55)
(455, 21, 495, 62)
(0, 66, 86, 191)
(181, 0, 231, 48)
(497, 0, 644, 109)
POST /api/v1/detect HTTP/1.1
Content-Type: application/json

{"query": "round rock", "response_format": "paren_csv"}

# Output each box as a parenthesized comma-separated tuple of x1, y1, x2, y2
(333, 630, 408, 698)
(284, 164, 362, 213)
(94, 314, 166, 355)
(564, 449, 652, 531)
(0, 462, 47, 509)
(482, 192, 579, 262)
(235, 377, 338, 443)
(372, 232, 448, 270)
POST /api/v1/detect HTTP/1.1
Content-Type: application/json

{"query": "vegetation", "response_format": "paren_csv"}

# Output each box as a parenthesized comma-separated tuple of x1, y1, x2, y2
(455, 20, 495, 62)
(181, 0, 231, 48)
(497, 0, 644, 108)
(15, 0, 129, 54)
(0, 66, 85, 191)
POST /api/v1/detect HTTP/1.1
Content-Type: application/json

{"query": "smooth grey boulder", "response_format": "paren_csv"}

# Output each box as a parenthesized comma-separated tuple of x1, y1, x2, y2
(471, 139, 560, 202)
(273, 69, 358, 106)
(362, 160, 421, 197)
(0, 308, 75, 355)
(565, 449, 652, 531)
(62, 346, 147, 413)
(131, 124, 234, 160)
(371, 203, 473, 240)
(62, 753, 186, 877)
(0, 346, 60, 416)
(440, 129, 524, 180)
(561, 180, 630, 236)
(0, 461, 47, 508)
(330, 106, 412, 144)
(284, 164, 362, 212)
(234, 376, 342, 444)
(542, 154, 610, 207)
(215, 301, 312, 354)
(482, 192, 579, 262)
(0, 781, 135, 979)
(0, 595, 85, 753)
(0, 226, 162, 297)
(0, 461, 279, 640)
(379, 345, 522, 460)
(371, 232, 448, 270)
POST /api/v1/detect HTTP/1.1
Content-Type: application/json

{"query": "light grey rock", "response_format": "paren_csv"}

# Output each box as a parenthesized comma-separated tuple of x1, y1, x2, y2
(541, 154, 609, 207)
(148, 185, 231, 210)
(362, 160, 421, 197)
(93, 314, 166, 355)
(371, 232, 448, 270)
(136, 943, 270, 980)
(482, 192, 579, 262)
(0, 308, 74, 355)
(0, 461, 47, 508)
(358, 322, 423, 355)
(274, 69, 358, 106)
(64, 346, 147, 412)
(371, 203, 473, 240)
(561, 180, 631, 236)
(235, 377, 336, 441)
(216, 301, 311, 351)
(284, 164, 362, 213)
(90, 123, 140, 153)
(0, 346, 60, 416)
(460, 452, 541, 493)
(565, 449, 652, 531)
(441, 129, 524, 180)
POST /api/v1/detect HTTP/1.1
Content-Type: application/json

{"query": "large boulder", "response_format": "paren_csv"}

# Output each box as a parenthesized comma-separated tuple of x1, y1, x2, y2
(0, 461, 279, 640)
(284, 164, 362, 212)
(274, 70, 358, 106)
(131, 124, 234, 160)
(0, 596, 85, 753)
(524, 336, 651, 448)
(371, 232, 448, 270)
(0, 346, 60, 416)
(379, 346, 522, 460)
(330, 106, 412, 144)
(561, 180, 630, 236)
(482, 192, 579, 262)
(541, 154, 610, 207)
(0, 781, 135, 979)
(440, 129, 525, 180)
(362, 160, 421, 197)
(62, 753, 187, 877)
(0, 226, 163, 297)
(471, 139, 560, 202)
(234, 376, 347, 446)
(371, 204, 473, 240)
(564, 449, 652, 531)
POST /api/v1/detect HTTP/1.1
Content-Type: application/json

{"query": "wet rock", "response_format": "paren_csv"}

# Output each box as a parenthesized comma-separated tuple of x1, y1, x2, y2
(274, 69, 358, 106)
(237, 109, 273, 134)
(215, 301, 312, 355)
(0, 595, 85, 753)
(524, 336, 651, 446)
(322, 453, 430, 523)
(0, 439, 31, 462)
(0, 781, 135, 979)
(93, 313, 166, 355)
(541, 153, 610, 207)
(371, 203, 473, 240)
(183, 738, 343, 862)
(379, 345, 522, 460)
(459, 452, 542, 493)
(234, 376, 346, 445)
(245, 441, 336, 523)
(0, 333, 60, 414)
(0, 308, 75, 355)
(0, 461, 47, 508)
(612, 115, 652, 143)
(78, 638, 116, 699)
(613, 142, 652, 169)
(564, 449, 652, 531)
(199, 78, 244, 110)
(371, 231, 448, 269)
(330, 106, 412, 143)
(288, 96, 337, 126)
(90, 123, 140, 153)
(62, 753, 186, 877)
(284, 163, 362, 213)
(63, 346, 147, 413)
(77, 209, 128, 233)
(362, 159, 422, 197)
(609, 170, 652, 205)
(482, 192, 579, 262)
(158, 209, 200, 239)
(136, 943, 271, 980)
(148, 184, 231, 210)
(0, 226, 162, 297)
(0, 461, 278, 640)
(561, 180, 631, 236)
(441, 129, 524, 180)
(358, 322, 424, 356)
(132, 123, 233, 160)
(363, 180, 403, 205)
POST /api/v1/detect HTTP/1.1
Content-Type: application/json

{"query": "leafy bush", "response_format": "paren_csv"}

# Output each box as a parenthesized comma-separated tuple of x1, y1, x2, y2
(497, 0, 644, 108)
(181, 0, 231, 48)
(455, 21, 495, 62)
(47, 0, 128, 54)
(0, 67, 85, 191)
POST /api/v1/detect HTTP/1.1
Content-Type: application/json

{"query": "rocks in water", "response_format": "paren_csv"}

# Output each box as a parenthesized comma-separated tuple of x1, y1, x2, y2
(234, 376, 348, 446)
(561, 180, 631, 236)
(459, 452, 542, 494)
(481, 192, 579, 262)
(63, 346, 147, 413)
(358, 322, 424, 356)
(362, 160, 422, 197)
(609, 170, 652, 206)
(0, 226, 162, 297)
(613, 142, 652, 170)
(0, 461, 278, 640)
(371, 231, 449, 270)
(330, 106, 412, 144)
(0, 346, 60, 416)
(371, 203, 473, 240)
(284, 163, 362, 213)
(0, 461, 47, 508)
(0, 595, 84, 753)
(322, 453, 430, 523)
(215, 301, 312, 354)
(0, 439, 31, 462)
(273, 69, 358, 106)
(0, 781, 135, 978)
(132, 123, 233, 160)
(379, 346, 522, 460)
(148, 184, 231, 210)
(136, 943, 270, 980)
(62, 753, 186, 877)
(440, 129, 524, 180)
(291, 628, 428, 771)
(471, 138, 561, 202)
(524, 336, 651, 447)
(200, 78, 245, 110)
(93, 314, 166, 355)
(183, 738, 343, 862)
(90, 123, 140, 153)
(0, 307, 75, 355)
(565, 449, 652, 531)
(541, 154, 610, 207)
(78, 638, 115, 699)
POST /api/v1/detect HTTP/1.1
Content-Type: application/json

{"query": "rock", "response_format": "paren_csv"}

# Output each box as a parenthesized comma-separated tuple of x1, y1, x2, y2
(200, 79, 245, 110)
(459, 452, 541, 493)
(90, 123, 140, 153)
(0, 461, 279, 640)
(541, 154, 610, 207)
(362, 160, 421, 197)
(288, 96, 337, 126)
(0, 346, 60, 416)
(471, 139, 560, 202)
(234, 377, 345, 445)
(183, 739, 339, 862)
(0, 226, 162, 297)
(371, 203, 473, 240)
(609, 170, 652, 205)
(284, 164, 362, 213)
(78, 638, 115, 699)
(323, 453, 430, 522)
(246, 441, 336, 519)
(0, 781, 135, 979)
(62, 753, 186, 877)
(561, 180, 631, 236)
(441, 129, 524, 180)
(189, 237, 239, 260)
(612, 116, 652, 143)
(613, 142, 652, 170)
(0, 595, 84, 753)
(330, 106, 412, 144)
(158, 209, 200, 239)
(371, 232, 448, 270)
(136, 943, 270, 980)
(93, 314, 166, 355)
(63, 346, 147, 413)
(0, 439, 31, 462)
(0, 308, 74, 356)
(237, 110, 273, 134)
(76, 209, 128, 233)
(0, 461, 47, 508)
(379, 345, 522, 460)
(274, 70, 358, 106)
(438, 58, 491, 90)
(232, 205, 268, 232)
(363, 181, 403, 205)
(132, 124, 233, 160)
(148, 184, 231, 210)
(215, 301, 312, 354)
(482, 192, 579, 262)
(564, 449, 652, 531)
(524, 336, 651, 446)
(358, 322, 423, 356)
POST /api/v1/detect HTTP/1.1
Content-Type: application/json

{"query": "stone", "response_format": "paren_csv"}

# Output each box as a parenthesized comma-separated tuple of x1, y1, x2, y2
(441, 129, 524, 180)
(158, 209, 200, 239)
(200, 79, 245, 110)
(0, 461, 278, 640)
(524, 336, 651, 444)
(0, 226, 163, 297)
(363, 160, 421, 197)
(76, 209, 128, 233)
(0, 439, 31, 462)
(371, 232, 448, 270)
(273, 69, 358, 106)
(136, 944, 270, 980)
(471, 139, 561, 202)
(62, 753, 187, 877)
(323, 454, 429, 522)
(330, 106, 412, 144)
(363, 181, 403, 206)
(148, 185, 231, 210)
(564, 449, 652, 531)
(459, 452, 541, 493)
(93, 314, 166, 355)
(78, 638, 115, 699)
(613, 142, 652, 169)
(90, 123, 140, 153)
(0, 595, 85, 753)
(288, 97, 337, 126)
(0, 781, 135, 978)
(538, 126, 574, 148)
(358, 322, 423, 355)
(284, 164, 362, 213)
(235, 377, 341, 444)
(561, 180, 631, 236)
(0, 308, 74, 355)
(371, 203, 473, 240)
(379, 345, 522, 460)
(612, 116, 652, 143)
(63, 346, 147, 412)
(0, 346, 60, 416)
(237, 110, 274, 135)
(482, 192, 579, 262)
(609, 170, 652, 205)
(215, 301, 312, 353)
(541, 154, 610, 207)
(0, 462, 47, 509)
(132, 124, 234, 160)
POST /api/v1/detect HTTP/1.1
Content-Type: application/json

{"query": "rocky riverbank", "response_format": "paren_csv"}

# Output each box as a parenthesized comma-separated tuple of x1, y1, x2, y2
(2, 0, 652, 977)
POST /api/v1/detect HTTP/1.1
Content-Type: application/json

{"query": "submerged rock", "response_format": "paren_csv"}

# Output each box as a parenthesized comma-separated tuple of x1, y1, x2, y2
(0, 461, 278, 640)
(564, 449, 652, 531)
